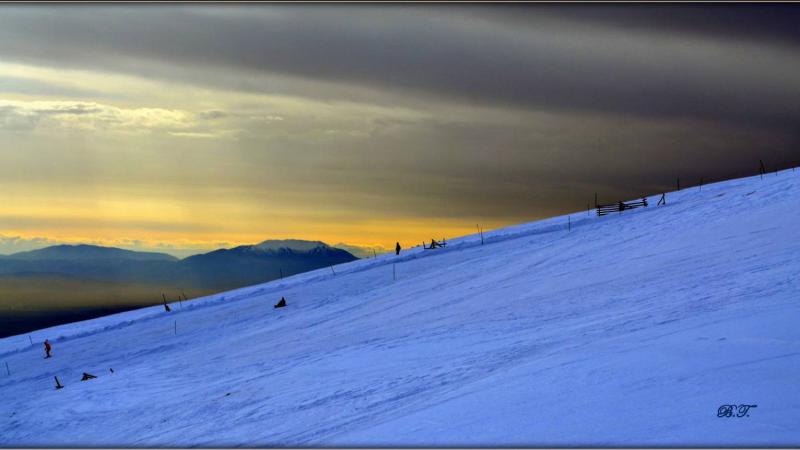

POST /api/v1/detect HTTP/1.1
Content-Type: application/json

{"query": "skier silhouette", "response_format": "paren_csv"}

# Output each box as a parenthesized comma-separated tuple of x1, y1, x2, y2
(395, 242, 401, 255)
(274, 297, 287, 308)
(44, 339, 52, 359)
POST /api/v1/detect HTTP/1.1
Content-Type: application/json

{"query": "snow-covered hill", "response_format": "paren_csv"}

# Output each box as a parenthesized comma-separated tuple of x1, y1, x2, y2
(1, 172, 798, 446)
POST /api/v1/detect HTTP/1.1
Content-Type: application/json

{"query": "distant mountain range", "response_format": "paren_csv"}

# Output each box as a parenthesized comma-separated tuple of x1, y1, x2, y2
(0, 240, 358, 291)
(5, 244, 179, 262)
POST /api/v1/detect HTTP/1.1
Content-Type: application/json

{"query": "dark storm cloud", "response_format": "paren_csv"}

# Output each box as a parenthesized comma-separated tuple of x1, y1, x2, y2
(0, 4, 799, 131)
(474, 4, 800, 48)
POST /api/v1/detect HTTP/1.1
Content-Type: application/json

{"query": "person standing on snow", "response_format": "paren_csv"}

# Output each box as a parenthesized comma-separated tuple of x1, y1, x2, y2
(395, 242, 401, 255)
(44, 339, 52, 359)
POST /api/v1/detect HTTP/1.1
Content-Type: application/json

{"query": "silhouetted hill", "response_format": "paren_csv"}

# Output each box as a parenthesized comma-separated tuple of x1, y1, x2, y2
(0, 241, 357, 288)
(178, 240, 358, 290)
(8, 244, 178, 262)
(0, 240, 359, 337)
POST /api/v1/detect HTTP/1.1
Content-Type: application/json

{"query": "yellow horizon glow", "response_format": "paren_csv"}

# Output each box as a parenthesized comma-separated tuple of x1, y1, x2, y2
(0, 61, 544, 257)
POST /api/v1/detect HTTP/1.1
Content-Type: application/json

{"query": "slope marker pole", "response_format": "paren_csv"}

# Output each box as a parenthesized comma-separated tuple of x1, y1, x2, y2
(28, 336, 33, 346)
(568, 215, 571, 232)
(330, 265, 336, 276)
(5, 362, 9, 376)
(174, 320, 177, 335)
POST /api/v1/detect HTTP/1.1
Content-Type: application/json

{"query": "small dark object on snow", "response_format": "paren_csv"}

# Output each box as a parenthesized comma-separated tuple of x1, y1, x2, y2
(44, 339, 52, 358)
(424, 238, 446, 250)
(274, 297, 287, 308)
(657, 193, 666, 206)
(54, 376, 64, 390)
(596, 198, 648, 216)
(395, 241, 401, 255)
(81, 372, 97, 381)
(109, 368, 114, 373)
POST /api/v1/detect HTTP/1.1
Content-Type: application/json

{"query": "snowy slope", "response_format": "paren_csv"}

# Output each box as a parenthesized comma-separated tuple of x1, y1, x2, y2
(1, 172, 799, 446)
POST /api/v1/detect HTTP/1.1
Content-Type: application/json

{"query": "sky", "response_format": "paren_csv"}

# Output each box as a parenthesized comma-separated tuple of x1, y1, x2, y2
(1, 3, 799, 258)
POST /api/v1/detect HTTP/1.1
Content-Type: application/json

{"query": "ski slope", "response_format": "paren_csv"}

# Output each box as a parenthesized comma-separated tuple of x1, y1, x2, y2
(1, 172, 799, 446)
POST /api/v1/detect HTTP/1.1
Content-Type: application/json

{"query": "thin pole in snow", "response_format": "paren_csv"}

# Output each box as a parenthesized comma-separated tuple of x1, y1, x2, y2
(568, 215, 571, 232)
(5, 361, 9, 376)
(587, 203, 590, 216)
(699, 177, 703, 192)
(174, 320, 177, 335)
(330, 265, 336, 276)
(28, 336, 33, 346)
